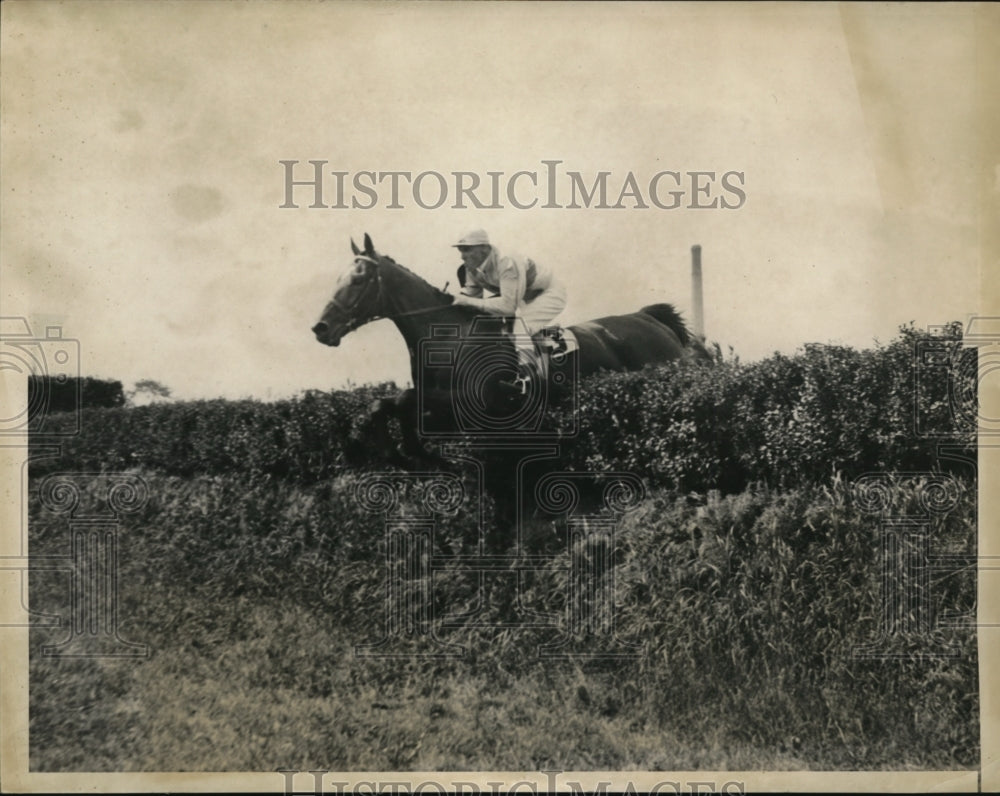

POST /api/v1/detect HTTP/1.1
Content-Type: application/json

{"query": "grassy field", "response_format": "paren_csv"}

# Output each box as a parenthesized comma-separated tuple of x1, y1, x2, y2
(26, 325, 979, 771)
(28, 468, 978, 772)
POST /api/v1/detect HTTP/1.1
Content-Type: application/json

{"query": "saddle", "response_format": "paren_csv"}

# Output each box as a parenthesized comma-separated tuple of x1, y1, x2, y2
(500, 318, 574, 395)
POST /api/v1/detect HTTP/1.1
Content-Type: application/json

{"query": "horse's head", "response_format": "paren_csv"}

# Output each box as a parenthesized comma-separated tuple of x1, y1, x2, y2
(312, 233, 388, 347)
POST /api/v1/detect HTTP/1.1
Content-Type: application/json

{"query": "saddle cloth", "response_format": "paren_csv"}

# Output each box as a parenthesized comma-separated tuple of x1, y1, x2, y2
(510, 325, 578, 384)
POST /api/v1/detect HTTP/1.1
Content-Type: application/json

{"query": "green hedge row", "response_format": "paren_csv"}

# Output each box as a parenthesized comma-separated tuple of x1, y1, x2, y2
(30, 323, 974, 492)
(29, 384, 400, 482)
(554, 322, 975, 492)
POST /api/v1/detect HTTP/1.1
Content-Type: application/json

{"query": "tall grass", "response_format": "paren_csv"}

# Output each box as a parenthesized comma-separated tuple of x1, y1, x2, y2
(29, 469, 977, 771)
(27, 321, 977, 770)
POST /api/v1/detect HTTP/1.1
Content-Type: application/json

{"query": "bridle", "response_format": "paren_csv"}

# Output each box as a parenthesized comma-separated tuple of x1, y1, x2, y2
(331, 255, 450, 333)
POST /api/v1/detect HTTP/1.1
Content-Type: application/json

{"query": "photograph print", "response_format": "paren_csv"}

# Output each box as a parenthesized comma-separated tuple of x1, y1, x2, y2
(1, 2, 997, 793)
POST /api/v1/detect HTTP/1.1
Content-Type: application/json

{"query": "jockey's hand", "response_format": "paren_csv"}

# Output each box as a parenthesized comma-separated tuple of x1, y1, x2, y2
(452, 290, 494, 306)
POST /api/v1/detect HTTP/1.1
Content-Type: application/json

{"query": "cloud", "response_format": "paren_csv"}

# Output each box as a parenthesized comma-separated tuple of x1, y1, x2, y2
(169, 185, 227, 224)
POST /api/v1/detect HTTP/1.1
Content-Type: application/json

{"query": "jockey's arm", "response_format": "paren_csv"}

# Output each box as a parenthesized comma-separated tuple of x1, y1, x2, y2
(454, 255, 525, 315)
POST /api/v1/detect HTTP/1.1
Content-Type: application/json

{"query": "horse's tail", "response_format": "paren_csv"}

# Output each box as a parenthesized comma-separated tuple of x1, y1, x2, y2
(640, 303, 692, 346)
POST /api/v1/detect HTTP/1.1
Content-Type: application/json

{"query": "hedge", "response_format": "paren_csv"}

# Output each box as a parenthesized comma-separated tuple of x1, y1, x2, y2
(29, 323, 974, 493)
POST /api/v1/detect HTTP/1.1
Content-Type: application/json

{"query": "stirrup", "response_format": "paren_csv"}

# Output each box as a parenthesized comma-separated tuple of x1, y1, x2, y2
(536, 327, 566, 353)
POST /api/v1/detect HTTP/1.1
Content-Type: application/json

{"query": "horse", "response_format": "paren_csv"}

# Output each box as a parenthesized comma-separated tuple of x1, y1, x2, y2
(312, 233, 710, 466)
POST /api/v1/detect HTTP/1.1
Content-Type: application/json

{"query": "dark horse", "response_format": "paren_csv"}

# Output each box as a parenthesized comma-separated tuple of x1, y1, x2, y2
(312, 234, 709, 465)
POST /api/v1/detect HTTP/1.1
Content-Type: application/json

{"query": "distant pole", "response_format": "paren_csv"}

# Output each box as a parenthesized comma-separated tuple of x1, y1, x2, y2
(691, 244, 705, 340)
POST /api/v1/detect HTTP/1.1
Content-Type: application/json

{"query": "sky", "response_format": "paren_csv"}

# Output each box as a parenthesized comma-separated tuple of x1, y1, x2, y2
(1, 1, 990, 401)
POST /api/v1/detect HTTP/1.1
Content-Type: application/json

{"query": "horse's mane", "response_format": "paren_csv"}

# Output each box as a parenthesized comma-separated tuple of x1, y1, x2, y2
(640, 303, 691, 346)
(378, 254, 452, 303)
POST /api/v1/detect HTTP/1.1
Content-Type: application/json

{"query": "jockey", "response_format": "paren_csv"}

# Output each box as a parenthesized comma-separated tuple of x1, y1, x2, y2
(450, 229, 567, 335)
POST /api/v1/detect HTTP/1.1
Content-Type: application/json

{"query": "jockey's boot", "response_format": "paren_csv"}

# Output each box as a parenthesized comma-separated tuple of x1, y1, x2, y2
(535, 326, 567, 357)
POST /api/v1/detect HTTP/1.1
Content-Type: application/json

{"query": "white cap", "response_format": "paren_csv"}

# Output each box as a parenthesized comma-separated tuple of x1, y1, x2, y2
(452, 228, 491, 247)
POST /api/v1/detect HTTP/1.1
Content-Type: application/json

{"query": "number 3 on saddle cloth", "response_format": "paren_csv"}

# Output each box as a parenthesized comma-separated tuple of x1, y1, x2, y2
(501, 317, 577, 396)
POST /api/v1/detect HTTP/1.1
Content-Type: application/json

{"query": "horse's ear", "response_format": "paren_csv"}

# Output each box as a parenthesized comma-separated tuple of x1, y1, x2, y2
(363, 233, 376, 257)
(351, 238, 362, 256)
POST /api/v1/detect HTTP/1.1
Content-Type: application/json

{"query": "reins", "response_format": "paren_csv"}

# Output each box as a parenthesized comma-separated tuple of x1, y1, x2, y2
(335, 256, 452, 331)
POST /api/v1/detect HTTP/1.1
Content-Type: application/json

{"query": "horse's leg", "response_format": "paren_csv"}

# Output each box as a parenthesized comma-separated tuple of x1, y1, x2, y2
(396, 389, 448, 467)
(363, 396, 412, 467)
(394, 389, 424, 460)
(363, 390, 437, 470)
(344, 399, 388, 464)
